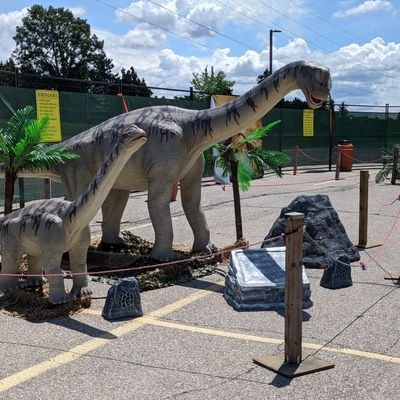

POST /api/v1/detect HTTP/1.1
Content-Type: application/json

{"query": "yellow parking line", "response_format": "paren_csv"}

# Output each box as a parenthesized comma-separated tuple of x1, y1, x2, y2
(142, 317, 400, 364)
(84, 304, 400, 365)
(0, 283, 221, 394)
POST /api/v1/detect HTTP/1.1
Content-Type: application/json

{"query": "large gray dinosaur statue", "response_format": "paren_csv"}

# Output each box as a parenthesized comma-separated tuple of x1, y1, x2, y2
(8, 60, 331, 261)
(0, 125, 147, 304)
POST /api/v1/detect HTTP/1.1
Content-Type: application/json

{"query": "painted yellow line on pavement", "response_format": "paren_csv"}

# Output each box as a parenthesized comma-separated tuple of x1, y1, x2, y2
(0, 283, 221, 394)
(84, 304, 400, 365)
(142, 317, 400, 365)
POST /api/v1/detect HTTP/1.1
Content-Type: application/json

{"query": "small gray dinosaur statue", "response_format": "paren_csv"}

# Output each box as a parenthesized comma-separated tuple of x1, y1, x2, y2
(0, 125, 147, 304)
(6, 60, 331, 261)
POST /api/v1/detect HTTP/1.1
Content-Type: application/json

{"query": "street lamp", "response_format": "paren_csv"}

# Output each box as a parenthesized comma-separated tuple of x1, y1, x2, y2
(269, 29, 282, 75)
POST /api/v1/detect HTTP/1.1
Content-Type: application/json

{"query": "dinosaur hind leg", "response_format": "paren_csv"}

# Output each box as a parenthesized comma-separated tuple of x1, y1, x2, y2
(44, 253, 71, 304)
(0, 246, 20, 292)
(19, 255, 46, 289)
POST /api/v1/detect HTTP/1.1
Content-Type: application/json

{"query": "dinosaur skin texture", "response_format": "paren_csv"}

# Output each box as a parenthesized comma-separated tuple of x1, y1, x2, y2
(0, 126, 147, 304)
(6, 60, 331, 262)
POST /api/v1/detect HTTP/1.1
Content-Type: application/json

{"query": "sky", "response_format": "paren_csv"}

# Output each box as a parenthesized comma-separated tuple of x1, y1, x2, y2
(0, 0, 399, 108)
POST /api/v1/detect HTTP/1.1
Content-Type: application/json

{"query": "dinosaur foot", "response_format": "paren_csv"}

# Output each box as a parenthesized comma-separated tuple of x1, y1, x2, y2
(150, 249, 183, 262)
(70, 285, 92, 298)
(48, 292, 75, 305)
(19, 277, 47, 290)
(0, 277, 20, 293)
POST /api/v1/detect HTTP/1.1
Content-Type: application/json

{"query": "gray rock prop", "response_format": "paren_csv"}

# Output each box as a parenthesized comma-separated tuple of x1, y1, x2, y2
(262, 194, 360, 269)
(224, 247, 312, 311)
(320, 255, 353, 289)
(102, 277, 143, 320)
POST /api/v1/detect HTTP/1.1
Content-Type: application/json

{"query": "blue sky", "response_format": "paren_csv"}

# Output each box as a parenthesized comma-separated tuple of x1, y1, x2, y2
(1, 1, 399, 107)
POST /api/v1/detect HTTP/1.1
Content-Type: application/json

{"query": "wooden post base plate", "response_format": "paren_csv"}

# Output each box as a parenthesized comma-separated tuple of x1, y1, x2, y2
(253, 352, 335, 378)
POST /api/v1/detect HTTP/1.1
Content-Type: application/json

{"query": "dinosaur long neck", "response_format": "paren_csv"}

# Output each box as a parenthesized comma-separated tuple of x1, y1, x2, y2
(64, 142, 133, 235)
(188, 61, 301, 152)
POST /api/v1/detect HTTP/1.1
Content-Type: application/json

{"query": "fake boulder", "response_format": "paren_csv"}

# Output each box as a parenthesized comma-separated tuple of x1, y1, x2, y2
(262, 194, 360, 269)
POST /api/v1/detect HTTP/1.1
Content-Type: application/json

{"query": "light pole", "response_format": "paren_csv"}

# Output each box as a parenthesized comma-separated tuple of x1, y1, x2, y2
(269, 29, 282, 75)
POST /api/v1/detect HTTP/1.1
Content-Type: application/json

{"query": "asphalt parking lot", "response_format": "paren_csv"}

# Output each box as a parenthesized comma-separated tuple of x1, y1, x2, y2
(1, 165, 399, 399)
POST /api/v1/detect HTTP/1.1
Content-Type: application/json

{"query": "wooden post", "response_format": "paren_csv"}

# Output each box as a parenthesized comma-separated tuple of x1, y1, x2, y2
(44, 179, 52, 199)
(284, 212, 304, 364)
(293, 145, 299, 175)
(253, 212, 334, 377)
(391, 145, 399, 185)
(335, 146, 341, 180)
(358, 171, 369, 248)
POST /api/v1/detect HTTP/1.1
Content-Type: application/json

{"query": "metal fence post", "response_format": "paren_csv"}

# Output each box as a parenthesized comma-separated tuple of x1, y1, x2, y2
(335, 146, 341, 180)
(391, 145, 399, 185)
(44, 179, 52, 199)
(293, 145, 299, 175)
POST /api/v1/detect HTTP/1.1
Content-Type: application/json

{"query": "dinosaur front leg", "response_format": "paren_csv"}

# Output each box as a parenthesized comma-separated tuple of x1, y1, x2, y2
(100, 189, 130, 246)
(69, 227, 92, 298)
(180, 156, 212, 253)
(147, 179, 180, 261)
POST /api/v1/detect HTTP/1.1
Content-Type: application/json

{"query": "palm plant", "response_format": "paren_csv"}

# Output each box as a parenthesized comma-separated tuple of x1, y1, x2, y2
(0, 106, 78, 214)
(213, 120, 290, 240)
(214, 120, 290, 191)
(375, 147, 400, 183)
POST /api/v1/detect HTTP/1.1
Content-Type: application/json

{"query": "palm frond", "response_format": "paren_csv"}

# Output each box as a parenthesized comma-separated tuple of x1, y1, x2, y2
(0, 128, 11, 167)
(5, 106, 36, 147)
(24, 145, 79, 171)
(237, 160, 253, 191)
(375, 167, 391, 183)
(242, 120, 281, 143)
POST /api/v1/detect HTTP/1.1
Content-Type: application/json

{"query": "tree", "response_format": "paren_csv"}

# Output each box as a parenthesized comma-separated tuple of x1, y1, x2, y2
(119, 67, 153, 97)
(257, 68, 270, 84)
(0, 106, 78, 214)
(214, 121, 290, 240)
(12, 5, 115, 83)
(0, 58, 16, 87)
(191, 66, 235, 98)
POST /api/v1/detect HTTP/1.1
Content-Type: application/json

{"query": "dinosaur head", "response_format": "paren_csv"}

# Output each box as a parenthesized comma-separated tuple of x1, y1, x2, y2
(296, 61, 331, 109)
(120, 125, 148, 152)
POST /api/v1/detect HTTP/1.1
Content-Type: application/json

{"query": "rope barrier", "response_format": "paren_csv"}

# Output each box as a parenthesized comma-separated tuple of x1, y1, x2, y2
(0, 235, 284, 279)
(359, 206, 400, 278)
(369, 181, 400, 207)
(339, 150, 383, 164)
(297, 148, 330, 163)
(203, 174, 359, 190)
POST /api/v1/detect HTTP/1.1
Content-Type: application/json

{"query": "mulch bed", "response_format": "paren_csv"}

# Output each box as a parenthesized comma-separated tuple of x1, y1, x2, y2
(0, 232, 246, 321)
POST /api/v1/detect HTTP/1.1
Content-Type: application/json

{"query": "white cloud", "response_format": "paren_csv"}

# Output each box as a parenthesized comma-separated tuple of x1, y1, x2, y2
(115, 0, 306, 41)
(333, 0, 394, 18)
(116, 0, 178, 32)
(0, 8, 27, 61)
(70, 7, 86, 18)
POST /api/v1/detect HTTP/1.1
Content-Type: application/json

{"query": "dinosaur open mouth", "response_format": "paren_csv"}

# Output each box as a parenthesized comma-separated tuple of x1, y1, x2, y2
(310, 94, 322, 107)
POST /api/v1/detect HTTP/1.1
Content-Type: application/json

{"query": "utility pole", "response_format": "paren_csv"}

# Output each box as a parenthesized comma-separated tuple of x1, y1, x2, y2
(269, 29, 282, 75)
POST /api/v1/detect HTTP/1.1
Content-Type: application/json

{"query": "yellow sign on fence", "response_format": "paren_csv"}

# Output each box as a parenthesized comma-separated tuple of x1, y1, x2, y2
(303, 109, 314, 137)
(35, 89, 62, 142)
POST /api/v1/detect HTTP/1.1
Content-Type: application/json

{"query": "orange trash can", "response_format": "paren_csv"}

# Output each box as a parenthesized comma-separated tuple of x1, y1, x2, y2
(338, 140, 353, 172)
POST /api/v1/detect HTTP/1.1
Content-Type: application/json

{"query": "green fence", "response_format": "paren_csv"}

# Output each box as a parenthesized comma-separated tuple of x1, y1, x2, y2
(1, 86, 400, 207)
